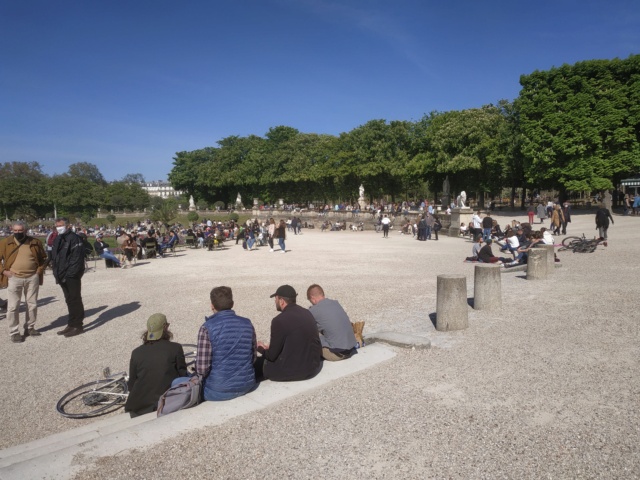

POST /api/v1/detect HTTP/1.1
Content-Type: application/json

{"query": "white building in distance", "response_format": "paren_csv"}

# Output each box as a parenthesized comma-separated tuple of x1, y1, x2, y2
(141, 181, 184, 198)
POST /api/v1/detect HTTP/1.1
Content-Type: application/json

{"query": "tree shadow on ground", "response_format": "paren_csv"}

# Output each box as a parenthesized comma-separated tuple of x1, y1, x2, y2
(84, 302, 141, 332)
(41, 305, 108, 332)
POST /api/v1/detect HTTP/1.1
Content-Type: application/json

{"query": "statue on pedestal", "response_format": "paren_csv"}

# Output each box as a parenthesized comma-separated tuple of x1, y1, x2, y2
(358, 184, 366, 211)
(189, 195, 196, 211)
(456, 191, 467, 208)
(236, 193, 243, 208)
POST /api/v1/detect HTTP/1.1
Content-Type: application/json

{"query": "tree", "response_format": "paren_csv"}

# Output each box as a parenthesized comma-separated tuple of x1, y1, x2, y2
(0, 162, 47, 219)
(121, 173, 145, 184)
(151, 199, 177, 224)
(67, 162, 107, 185)
(187, 211, 199, 222)
(408, 106, 507, 207)
(518, 55, 640, 196)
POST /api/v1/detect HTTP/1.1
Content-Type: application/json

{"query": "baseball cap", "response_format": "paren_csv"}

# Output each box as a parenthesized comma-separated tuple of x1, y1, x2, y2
(146, 313, 167, 340)
(270, 285, 297, 298)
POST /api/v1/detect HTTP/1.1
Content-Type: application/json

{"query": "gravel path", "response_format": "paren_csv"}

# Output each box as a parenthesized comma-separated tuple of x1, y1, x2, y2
(1, 211, 638, 478)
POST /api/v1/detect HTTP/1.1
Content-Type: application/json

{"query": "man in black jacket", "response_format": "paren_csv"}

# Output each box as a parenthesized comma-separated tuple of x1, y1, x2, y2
(255, 285, 322, 382)
(51, 218, 86, 337)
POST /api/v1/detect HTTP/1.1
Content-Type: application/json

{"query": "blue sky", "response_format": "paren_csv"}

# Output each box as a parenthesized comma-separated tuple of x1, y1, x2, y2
(1, 0, 638, 182)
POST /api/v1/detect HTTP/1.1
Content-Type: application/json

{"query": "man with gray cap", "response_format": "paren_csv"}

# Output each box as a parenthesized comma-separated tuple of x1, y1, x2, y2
(255, 285, 322, 381)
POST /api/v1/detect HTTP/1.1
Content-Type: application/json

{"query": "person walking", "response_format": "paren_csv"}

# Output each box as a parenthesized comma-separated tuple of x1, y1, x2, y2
(0, 221, 48, 343)
(536, 203, 546, 224)
(527, 204, 535, 225)
(267, 218, 276, 252)
(595, 208, 614, 247)
(51, 217, 86, 337)
(561, 202, 572, 235)
(276, 219, 287, 253)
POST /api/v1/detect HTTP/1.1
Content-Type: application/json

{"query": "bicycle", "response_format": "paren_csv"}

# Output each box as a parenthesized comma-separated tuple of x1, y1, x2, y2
(558, 234, 603, 253)
(56, 343, 197, 419)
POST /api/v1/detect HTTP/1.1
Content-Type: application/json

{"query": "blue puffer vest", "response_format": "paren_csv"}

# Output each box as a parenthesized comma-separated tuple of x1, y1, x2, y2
(202, 309, 257, 401)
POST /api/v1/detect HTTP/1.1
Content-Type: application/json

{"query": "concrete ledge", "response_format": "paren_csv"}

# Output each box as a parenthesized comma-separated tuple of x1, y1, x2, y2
(366, 332, 431, 349)
(501, 263, 562, 273)
(0, 343, 396, 480)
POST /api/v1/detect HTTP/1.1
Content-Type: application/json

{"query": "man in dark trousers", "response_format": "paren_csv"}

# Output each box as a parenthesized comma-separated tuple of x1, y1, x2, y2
(255, 285, 322, 381)
(595, 207, 614, 247)
(51, 218, 86, 337)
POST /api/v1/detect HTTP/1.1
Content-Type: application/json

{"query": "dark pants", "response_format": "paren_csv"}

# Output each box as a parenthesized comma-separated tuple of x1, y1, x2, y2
(382, 225, 389, 237)
(59, 277, 85, 328)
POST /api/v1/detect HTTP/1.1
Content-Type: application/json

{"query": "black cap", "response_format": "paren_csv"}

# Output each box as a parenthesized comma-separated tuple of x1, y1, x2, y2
(270, 285, 297, 298)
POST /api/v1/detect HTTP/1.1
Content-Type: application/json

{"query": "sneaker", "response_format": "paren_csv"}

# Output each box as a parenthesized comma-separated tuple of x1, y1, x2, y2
(603, 241, 608, 247)
(26, 328, 41, 337)
(11, 334, 24, 343)
(64, 327, 84, 338)
(281, 250, 286, 254)
(269, 249, 274, 252)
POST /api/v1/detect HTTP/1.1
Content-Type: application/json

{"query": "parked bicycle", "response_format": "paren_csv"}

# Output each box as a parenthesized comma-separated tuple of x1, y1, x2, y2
(56, 344, 197, 419)
(558, 234, 603, 253)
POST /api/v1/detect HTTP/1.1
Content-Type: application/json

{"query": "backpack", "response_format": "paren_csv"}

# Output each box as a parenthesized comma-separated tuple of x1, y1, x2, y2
(156, 375, 203, 417)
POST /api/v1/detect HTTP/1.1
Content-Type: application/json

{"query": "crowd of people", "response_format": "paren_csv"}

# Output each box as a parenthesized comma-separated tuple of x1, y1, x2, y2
(124, 284, 360, 417)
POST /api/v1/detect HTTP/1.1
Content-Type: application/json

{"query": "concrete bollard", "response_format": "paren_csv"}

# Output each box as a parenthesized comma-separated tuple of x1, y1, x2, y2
(436, 274, 468, 331)
(539, 244, 555, 273)
(527, 248, 548, 280)
(474, 264, 502, 310)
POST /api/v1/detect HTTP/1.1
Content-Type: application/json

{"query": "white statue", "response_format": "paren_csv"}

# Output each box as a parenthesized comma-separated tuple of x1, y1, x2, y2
(236, 192, 242, 205)
(456, 191, 467, 208)
(358, 184, 365, 199)
(189, 195, 195, 208)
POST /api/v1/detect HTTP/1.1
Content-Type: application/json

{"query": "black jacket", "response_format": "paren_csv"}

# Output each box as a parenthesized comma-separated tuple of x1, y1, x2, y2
(264, 303, 322, 382)
(125, 340, 187, 417)
(52, 230, 86, 284)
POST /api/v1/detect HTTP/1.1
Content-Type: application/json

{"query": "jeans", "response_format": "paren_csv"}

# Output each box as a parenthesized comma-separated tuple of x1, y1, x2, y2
(425, 226, 431, 240)
(482, 228, 492, 241)
(278, 238, 285, 251)
(59, 277, 85, 328)
(247, 237, 255, 249)
(100, 252, 121, 266)
(7, 273, 39, 336)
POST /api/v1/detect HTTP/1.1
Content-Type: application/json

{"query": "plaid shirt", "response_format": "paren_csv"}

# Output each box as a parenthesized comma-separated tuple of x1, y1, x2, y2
(195, 320, 258, 378)
(196, 325, 212, 377)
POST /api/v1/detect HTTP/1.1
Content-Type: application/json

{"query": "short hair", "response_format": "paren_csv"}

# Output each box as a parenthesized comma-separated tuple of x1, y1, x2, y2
(279, 296, 296, 306)
(55, 217, 69, 225)
(210, 286, 234, 311)
(12, 221, 27, 230)
(306, 284, 324, 300)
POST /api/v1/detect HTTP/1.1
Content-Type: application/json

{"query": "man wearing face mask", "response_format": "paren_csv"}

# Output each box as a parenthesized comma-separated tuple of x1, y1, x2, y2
(0, 221, 48, 343)
(51, 218, 86, 337)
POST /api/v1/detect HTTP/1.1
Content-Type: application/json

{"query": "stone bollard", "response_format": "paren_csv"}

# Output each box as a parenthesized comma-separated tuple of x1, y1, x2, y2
(473, 264, 502, 311)
(527, 248, 548, 280)
(436, 274, 468, 331)
(539, 244, 555, 273)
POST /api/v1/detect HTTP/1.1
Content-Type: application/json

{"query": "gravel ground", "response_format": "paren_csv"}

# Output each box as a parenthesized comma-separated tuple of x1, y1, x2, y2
(1, 211, 638, 479)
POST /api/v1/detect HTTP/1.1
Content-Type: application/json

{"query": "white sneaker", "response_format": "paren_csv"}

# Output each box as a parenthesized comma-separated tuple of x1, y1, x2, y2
(269, 249, 274, 252)
(281, 250, 286, 254)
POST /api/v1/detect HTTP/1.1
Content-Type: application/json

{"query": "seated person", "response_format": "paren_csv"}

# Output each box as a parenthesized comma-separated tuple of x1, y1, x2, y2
(141, 234, 159, 257)
(306, 284, 357, 361)
(465, 235, 483, 262)
(190, 287, 257, 401)
(255, 285, 322, 382)
(124, 314, 187, 417)
(93, 234, 122, 267)
(506, 233, 543, 266)
(540, 227, 554, 245)
(499, 227, 520, 257)
(477, 239, 508, 265)
(159, 230, 179, 256)
(459, 223, 468, 236)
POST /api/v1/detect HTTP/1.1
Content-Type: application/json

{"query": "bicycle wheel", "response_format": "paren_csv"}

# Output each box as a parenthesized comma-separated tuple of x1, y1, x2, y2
(56, 378, 128, 419)
(561, 236, 582, 247)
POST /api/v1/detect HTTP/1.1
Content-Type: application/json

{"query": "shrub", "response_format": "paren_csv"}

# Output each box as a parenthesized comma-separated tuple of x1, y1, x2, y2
(228, 212, 239, 222)
(187, 211, 199, 222)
